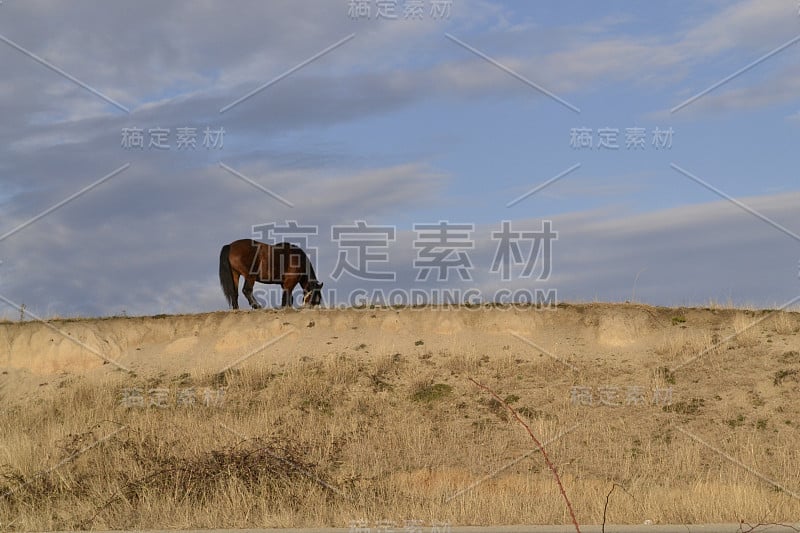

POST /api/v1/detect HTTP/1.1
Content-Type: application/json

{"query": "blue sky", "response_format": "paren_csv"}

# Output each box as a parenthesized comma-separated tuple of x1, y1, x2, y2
(0, 0, 799, 317)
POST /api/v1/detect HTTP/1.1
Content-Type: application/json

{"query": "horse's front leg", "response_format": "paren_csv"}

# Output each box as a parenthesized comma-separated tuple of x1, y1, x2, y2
(281, 287, 293, 308)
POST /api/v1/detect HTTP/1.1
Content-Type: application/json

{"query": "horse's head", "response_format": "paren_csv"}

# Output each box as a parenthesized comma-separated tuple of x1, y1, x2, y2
(303, 280, 324, 306)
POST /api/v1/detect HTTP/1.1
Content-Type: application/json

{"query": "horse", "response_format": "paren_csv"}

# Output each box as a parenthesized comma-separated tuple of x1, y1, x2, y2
(218, 239, 323, 309)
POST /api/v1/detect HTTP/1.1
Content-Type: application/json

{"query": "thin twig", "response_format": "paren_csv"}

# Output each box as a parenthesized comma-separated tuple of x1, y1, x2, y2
(602, 483, 632, 533)
(738, 520, 800, 533)
(469, 377, 581, 533)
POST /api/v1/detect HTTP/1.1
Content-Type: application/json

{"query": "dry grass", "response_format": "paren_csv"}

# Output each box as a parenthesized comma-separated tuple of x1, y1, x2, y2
(772, 312, 799, 335)
(655, 330, 715, 362)
(2, 304, 800, 529)
(733, 313, 760, 347)
(3, 359, 800, 530)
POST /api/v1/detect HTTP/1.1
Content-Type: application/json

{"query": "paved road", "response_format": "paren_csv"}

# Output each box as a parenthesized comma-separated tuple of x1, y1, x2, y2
(65, 524, 800, 533)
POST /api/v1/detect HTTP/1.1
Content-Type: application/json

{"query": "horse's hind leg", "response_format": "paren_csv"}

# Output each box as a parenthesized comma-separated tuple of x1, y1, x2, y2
(231, 270, 241, 310)
(242, 277, 261, 309)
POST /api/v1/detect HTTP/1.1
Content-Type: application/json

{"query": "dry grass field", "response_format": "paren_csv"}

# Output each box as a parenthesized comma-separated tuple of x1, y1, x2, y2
(1, 303, 799, 530)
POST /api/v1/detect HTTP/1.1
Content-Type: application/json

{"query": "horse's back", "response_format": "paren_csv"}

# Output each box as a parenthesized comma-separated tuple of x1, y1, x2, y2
(273, 242, 308, 267)
(225, 239, 263, 279)
(228, 238, 266, 252)
(225, 240, 309, 282)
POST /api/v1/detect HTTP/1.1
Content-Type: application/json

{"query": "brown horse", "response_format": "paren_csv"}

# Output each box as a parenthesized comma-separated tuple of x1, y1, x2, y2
(219, 239, 323, 309)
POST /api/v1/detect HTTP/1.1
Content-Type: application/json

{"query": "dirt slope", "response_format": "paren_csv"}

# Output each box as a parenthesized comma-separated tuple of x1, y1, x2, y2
(0, 303, 731, 378)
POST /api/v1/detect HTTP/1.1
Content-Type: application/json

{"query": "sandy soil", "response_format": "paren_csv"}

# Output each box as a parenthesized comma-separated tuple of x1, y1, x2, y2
(2, 302, 799, 415)
(1, 303, 745, 378)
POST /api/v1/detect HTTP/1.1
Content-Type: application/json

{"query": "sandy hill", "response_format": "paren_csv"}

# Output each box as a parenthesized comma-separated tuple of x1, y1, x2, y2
(1, 304, 799, 530)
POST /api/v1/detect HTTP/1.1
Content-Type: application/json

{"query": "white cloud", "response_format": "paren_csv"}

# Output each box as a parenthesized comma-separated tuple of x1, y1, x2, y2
(467, 191, 800, 307)
(679, 0, 799, 58)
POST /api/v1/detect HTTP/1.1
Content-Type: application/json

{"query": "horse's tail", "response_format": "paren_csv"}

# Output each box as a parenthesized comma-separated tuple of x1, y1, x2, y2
(219, 244, 237, 308)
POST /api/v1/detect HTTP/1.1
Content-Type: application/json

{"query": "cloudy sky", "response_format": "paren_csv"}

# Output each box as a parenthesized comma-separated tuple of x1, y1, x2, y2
(1, 0, 799, 318)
